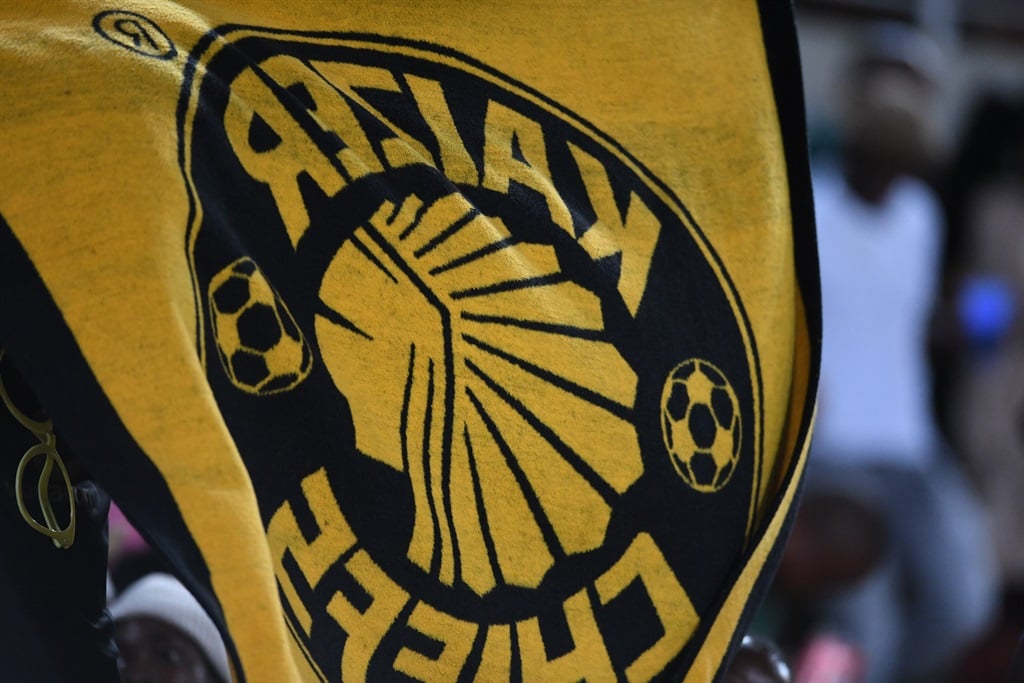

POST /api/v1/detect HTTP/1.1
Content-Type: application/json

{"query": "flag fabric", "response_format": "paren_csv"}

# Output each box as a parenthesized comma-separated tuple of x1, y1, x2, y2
(0, 2, 819, 680)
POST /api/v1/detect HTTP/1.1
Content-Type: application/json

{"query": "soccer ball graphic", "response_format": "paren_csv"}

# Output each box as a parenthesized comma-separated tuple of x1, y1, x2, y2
(660, 359, 741, 493)
(209, 257, 312, 395)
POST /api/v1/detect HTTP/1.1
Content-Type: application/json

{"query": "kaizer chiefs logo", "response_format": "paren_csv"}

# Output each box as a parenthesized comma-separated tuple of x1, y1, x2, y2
(317, 191, 641, 595)
(181, 28, 763, 680)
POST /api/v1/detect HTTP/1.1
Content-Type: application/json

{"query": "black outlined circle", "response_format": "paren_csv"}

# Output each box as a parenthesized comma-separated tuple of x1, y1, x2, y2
(93, 10, 176, 60)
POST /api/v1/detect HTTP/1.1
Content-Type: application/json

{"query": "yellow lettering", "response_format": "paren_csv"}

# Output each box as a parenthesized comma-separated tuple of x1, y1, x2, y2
(595, 533, 698, 682)
(569, 143, 661, 317)
(405, 75, 479, 185)
(394, 602, 478, 682)
(266, 467, 356, 634)
(482, 101, 573, 237)
(474, 625, 512, 682)
(263, 55, 386, 185)
(327, 550, 410, 683)
(224, 56, 348, 248)
(517, 589, 615, 682)
(311, 62, 435, 170)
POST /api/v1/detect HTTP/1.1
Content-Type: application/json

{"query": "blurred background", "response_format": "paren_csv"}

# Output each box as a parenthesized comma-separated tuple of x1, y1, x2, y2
(752, 3, 1024, 682)
(799, 0, 1024, 158)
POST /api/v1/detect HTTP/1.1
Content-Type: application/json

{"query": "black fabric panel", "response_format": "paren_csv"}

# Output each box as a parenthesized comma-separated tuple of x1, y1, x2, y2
(0, 216, 244, 682)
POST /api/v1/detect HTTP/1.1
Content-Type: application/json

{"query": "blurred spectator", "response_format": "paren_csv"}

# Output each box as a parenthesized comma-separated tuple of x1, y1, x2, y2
(933, 91, 1024, 682)
(110, 572, 231, 683)
(939, 92, 1024, 588)
(776, 492, 888, 603)
(801, 21, 997, 683)
(756, 491, 882, 682)
(768, 492, 886, 665)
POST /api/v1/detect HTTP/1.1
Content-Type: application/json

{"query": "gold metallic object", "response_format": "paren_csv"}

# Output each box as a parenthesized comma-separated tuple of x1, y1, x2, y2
(0, 348, 76, 548)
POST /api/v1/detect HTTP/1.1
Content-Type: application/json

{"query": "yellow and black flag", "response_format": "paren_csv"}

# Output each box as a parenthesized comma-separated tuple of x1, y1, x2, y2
(0, 1, 819, 681)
